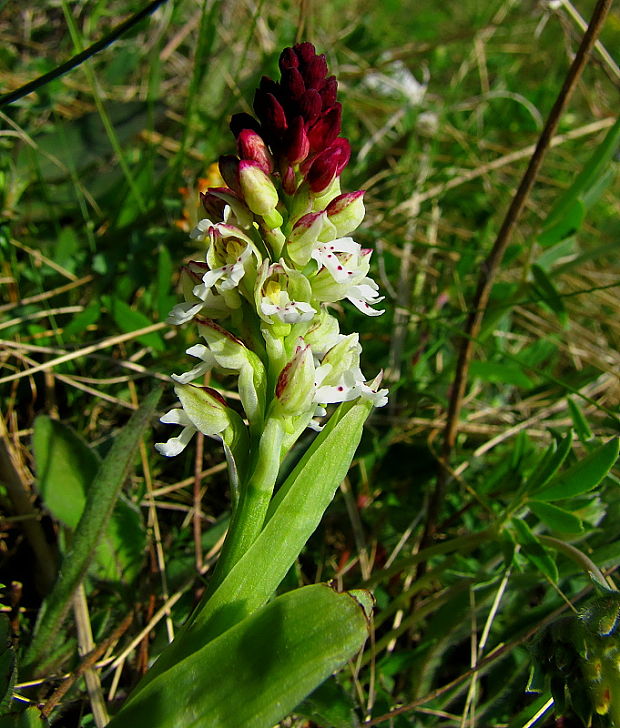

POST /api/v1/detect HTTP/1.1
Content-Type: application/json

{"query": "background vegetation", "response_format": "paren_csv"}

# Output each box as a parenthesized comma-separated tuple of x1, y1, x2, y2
(1, 0, 619, 725)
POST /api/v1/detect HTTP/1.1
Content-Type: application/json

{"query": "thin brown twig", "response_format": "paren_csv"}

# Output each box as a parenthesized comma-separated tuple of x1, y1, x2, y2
(40, 611, 134, 719)
(421, 0, 614, 550)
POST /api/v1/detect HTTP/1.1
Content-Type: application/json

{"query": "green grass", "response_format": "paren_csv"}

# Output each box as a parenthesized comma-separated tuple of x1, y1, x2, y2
(1, 0, 619, 726)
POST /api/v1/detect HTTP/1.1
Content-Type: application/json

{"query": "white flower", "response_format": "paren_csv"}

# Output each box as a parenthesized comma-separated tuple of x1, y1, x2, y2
(259, 292, 316, 324)
(346, 278, 385, 316)
(193, 244, 253, 299)
(310, 237, 362, 283)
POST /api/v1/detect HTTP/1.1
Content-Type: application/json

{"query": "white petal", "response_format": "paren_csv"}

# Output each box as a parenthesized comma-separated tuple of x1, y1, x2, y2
(160, 408, 193, 425)
(154, 425, 196, 456)
(166, 301, 204, 325)
(171, 361, 212, 384)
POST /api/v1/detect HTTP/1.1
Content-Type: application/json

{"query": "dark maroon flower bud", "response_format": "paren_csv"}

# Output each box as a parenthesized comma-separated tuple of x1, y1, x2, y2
(284, 116, 310, 164)
(306, 138, 351, 193)
(319, 76, 338, 108)
(237, 129, 273, 174)
(281, 67, 305, 98)
(201, 189, 227, 220)
(258, 75, 281, 97)
(307, 104, 341, 153)
(298, 89, 322, 122)
(254, 91, 288, 136)
(331, 137, 351, 174)
(279, 46, 299, 72)
(304, 54, 328, 89)
(230, 112, 261, 138)
(294, 42, 317, 66)
(218, 155, 242, 195)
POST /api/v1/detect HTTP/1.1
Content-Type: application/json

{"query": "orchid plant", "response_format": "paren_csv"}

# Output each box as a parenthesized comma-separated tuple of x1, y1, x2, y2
(108, 43, 387, 728)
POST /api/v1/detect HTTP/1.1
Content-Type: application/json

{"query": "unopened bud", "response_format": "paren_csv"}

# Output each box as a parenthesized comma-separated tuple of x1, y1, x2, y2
(275, 343, 316, 415)
(307, 103, 341, 153)
(237, 129, 273, 174)
(285, 116, 310, 164)
(325, 190, 365, 237)
(288, 211, 336, 266)
(239, 160, 283, 229)
(306, 138, 350, 193)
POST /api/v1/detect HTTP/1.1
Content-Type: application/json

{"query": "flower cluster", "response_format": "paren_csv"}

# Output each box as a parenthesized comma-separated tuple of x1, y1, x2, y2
(157, 43, 387, 459)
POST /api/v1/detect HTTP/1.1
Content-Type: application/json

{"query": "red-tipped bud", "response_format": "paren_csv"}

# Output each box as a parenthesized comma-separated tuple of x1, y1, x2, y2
(218, 155, 241, 195)
(326, 190, 365, 236)
(237, 129, 273, 174)
(281, 164, 297, 195)
(307, 103, 341, 153)
(306, 138, 351, 193)
(285, 116, 310, 164)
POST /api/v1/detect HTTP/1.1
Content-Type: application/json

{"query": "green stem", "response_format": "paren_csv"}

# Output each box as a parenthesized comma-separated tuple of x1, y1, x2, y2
(538, 535, 616, 590)
(203, 417, 285, 599)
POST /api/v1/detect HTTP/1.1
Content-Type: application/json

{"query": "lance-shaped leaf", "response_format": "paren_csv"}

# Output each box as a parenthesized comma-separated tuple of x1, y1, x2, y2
(535, 438, 619, 502)
(108, 584, 371, 728)
(22, 387, 162, 673)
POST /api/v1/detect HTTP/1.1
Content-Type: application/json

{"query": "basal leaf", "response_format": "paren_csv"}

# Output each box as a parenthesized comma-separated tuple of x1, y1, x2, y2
(108, 584, 370, 728)
(535, 438, 619, 501)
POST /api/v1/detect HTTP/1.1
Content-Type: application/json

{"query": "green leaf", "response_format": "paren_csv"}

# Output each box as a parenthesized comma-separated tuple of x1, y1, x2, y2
(32, 417, 145, 582)
(470, 360, 533, 388)
(530, 264, 567, 326)
(94, 498, 145, 583)
(567, 397, 593, 443)
(539, 117, 620, 244)
(62, 302, 101, 338)
(538, 200, 585, 247)
(108, 584, 370, 728)
(156, 245, 175, 321)
(526, 430, 573, 494)
(129, 397, 373, 694)
(0, 707, 48, 727)
(104, 296, 164, 351)
(528, 500, 584, 534)
(535, 438, 619, 501)
(511, 518, 559, 582)
(32, 417, 100, 529)
(295, 677, 360, 728)
(23, 388, 162, 672)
